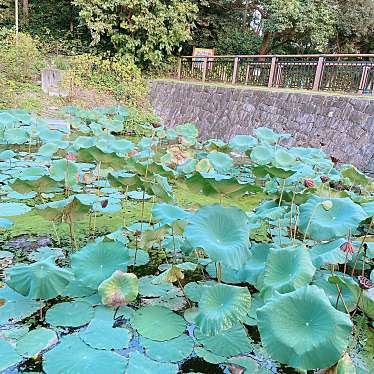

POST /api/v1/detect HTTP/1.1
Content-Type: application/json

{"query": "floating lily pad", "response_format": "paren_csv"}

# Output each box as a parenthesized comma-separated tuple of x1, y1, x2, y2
(140, 334, 194, 362)
(127, 350, 178, 374)
(132, 305, 186, 341)
(195, 324, 252, 357)
(80, 319, 131, 350)
(0, 202, 31, 216)
(43, 334, 127, 374)
(16, 327, 58, 357)
(0, 339, 21, 371)
(194, 346, 227, 364)
(45, 301, 94, 327)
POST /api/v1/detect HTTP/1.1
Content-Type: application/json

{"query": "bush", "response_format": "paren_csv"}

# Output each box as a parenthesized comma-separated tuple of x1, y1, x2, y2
(65, 54, 149, 107)
(0, 28, 44, 82)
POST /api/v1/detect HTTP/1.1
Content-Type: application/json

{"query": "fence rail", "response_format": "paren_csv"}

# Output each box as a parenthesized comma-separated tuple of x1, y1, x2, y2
(176, 54, 374, 95)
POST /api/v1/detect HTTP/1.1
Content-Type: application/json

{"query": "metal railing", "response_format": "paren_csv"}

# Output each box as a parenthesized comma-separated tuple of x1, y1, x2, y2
(176, 54, 374, 95)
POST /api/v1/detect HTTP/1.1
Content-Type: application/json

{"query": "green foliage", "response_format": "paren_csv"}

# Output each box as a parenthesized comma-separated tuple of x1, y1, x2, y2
(66, 54, 148, 107)
(73, 0, 198, 67)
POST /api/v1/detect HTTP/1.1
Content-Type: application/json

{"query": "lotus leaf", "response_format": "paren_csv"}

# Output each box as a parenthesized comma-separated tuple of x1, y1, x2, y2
(262, 246, 315, 296)
(299, 196, 367, 240)
(0, 339, 21, 371)
(362, 201, 374, 216)
(249, 145, 274, 165)
(11, 176, 60, 194)
(310, 239, 347, 268)
(50, 159, 80, 187)
(128, 248, 150, 266)
(139, 276, 177, 297)
(312, 271, 357, 312)
(195, 324, 252, 357)
(38, 143, 59, 157)
(45, 301, 94, 327)
(71, 241, 130, 289)
(16, 327, 57, 357)
(207, 152, 233, 173)
(229, 135, 258, 152)
(127, 350, 178, 374)
(43, 334, 127, 374)
(254, 127, 288, 144)
(62, 279, 96, 298)
(194, 347, 227, 364)
(140, 334, 194, 362)
(226, 357, 273, 373)
(0, 218, 13, 228)
(0, 286, 40, 324)
(0, 202, 31, 216)
(257, 285, 352, 370)
(5, 128, 29, 144)
(98, 271, 138, 306)
(147, 174, 175, 203)
(273, 148, 297, 168)
(340, 164, 372, 186)
(27, 247, 64, 262)
(183, 281, 216, 302)
(195, 283, 251, 335)
(6, 257, 73, 300)
(184, 204, 251, 269)
(195, 158, 213, 173)
(152, 203, 190, 226)
(132, 305, 186, 341)
(80, 319, 131, 350)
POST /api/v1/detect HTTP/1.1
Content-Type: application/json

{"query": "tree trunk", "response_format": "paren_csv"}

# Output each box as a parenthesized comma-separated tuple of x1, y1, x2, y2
(259, 31, 272, 55)
(22, 0, 28, 17)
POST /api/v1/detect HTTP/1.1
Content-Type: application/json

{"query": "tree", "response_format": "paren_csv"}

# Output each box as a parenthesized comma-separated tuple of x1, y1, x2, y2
(73, 0, 198, 67)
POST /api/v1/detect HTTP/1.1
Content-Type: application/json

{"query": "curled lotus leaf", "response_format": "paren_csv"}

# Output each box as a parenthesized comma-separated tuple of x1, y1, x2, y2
(195, 283, 251, 335)
(6, 257, 73, 300)
(257, 285, 352, 370)
(98, 271, 139, 307)
(229, 134, 258, 152)
(299, 196, 368, 241)
(184, 204, 251, 269)
(262, 246, 316, 296)
(207, 152, 233, 173)
(71, 241, 130, 289)
(249, 145, 274, 165)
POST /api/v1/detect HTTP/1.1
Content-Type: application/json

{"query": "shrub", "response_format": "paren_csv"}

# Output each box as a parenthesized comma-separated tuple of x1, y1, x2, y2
(65, 54, 149, 107)
(0, 28, 44, 82)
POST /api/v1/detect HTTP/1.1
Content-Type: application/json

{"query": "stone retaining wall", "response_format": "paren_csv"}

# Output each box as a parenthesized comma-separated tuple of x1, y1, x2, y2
(149, 80, 374, 172)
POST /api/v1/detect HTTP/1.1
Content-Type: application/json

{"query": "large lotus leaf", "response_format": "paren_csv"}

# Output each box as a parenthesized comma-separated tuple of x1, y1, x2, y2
(16, 327, 57, 357)
(98, 271, 138, 307)
(43, 334, 127, 374)
(184, 205, 251, 269)
(127, 350, 177, 374)
(0, 339, 21, 371)
(0, 202, 31, 216)
(132, 305, 186, 341)
(45, 301, 94, 327)
(312, 271, 357, 312)
(50, 159, 80, 187)
(80, 319, 131, 350)
(6, 257, 73, 300)
(262, 246, 316, 296)
(229, 135, 258, 152)
(249, 145, 274, 165)
(0, 149, 16, 160)
(299, 196, 368, 240)
(207, 152, 233, 173)
(258, 286, 352, 370)
(361, 201, 374, 217)
(27, 247, 64, 262)
(71, 241, 130, 289)
(0, 287, 40, 324)
(273, 148, 297, 168)
(195, 324, 252, 357)
(195, 283, 251, 335)
(340, 164, 372, 187)
(5, 128, 29, 144)
(140, 334, 194, 362)
(310, 239, 347, 268)
(152, 203, 190, 226)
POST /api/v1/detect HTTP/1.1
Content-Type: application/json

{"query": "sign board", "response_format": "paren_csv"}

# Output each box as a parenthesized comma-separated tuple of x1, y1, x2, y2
(192, 47, 215, 68)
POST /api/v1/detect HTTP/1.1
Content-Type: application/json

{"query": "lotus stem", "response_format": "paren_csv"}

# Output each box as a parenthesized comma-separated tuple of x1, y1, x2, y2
(133, 235, 139, 268)
(92, 162, 102, 239)
(39, 299, 43, 320)
(351, 217, 373, 276)
(149, 195, 156, 224)
(292, 207, 300, 244)
(216, 262, 222, 283)
(331, 266, 350, 315)
(123, 185, 129, 228)
(302, 203, 321, 241)
(140, 165, 150, 232)
(177, 278, 191, 308)
(289, 190, 296, 237)
(52, 221, 61, 246)
(171, 226, 177, 264)
(351, 289, 363, 318)
(278, 180, 286, 207)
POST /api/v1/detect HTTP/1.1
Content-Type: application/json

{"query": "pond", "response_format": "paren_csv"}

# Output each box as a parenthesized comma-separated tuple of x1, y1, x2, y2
(0, 106, 373, 374)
